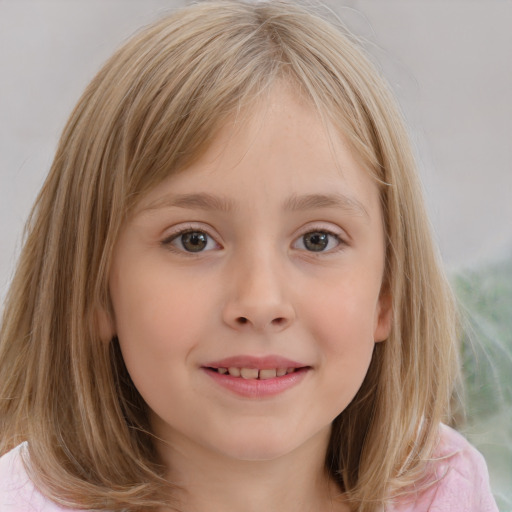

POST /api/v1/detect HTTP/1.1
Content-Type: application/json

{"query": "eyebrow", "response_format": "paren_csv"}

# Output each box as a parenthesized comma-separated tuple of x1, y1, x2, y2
(283, 193, 369, 218)
(141, 191, 369, 218)
(141, 193, 236, 213)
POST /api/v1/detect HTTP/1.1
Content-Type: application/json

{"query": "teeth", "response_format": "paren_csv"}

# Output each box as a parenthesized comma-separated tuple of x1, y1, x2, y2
(228, 367, 241, 377)
(217, 366, 300, 379)
(240, 368, 259, 379)
(259, 368, 277, 380)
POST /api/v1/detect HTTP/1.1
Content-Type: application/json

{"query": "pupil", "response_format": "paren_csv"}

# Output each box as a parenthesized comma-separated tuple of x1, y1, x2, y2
(182, 232, 207, 252)
(304, 232, 328, 252)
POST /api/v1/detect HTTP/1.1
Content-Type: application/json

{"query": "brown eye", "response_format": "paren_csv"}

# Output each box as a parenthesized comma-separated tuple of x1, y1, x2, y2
(165, 230, 218, 253)
(294, 231, 341, 252)
(181, 232, 208, 252)
(303, 232, 329, 251)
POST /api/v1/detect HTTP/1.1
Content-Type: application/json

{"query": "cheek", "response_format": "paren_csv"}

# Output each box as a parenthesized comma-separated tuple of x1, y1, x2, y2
(307, 278, 380, 350)
(110, 275, 211, 420)
(110, 268, 212, 390)
(304, 281, 379, 407)
(112, 261, 210, 344)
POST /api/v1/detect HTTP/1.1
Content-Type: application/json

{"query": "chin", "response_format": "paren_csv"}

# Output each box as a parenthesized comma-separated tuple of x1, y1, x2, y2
(207, 424, 325, 463)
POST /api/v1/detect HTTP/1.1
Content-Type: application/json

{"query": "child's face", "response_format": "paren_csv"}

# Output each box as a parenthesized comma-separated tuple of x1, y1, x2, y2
(108, 85, 391, 464)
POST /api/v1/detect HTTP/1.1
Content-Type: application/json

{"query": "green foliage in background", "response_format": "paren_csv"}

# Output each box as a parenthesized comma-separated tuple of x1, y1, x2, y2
(452, 256, 512, 511)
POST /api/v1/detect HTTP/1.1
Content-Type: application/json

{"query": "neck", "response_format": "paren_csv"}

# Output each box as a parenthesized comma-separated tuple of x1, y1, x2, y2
(155, 426, 349, 512)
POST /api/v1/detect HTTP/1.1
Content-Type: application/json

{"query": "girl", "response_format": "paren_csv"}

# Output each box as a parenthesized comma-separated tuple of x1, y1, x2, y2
(0, 1, 498, 511)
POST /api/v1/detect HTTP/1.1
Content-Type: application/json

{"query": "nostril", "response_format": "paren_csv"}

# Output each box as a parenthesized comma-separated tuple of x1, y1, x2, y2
(231, 315, 290, 329)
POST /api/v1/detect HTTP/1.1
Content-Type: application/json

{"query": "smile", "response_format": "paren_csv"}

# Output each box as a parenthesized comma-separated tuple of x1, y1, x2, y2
(209, 367, 298, 379)
(202, 355, 310, 398)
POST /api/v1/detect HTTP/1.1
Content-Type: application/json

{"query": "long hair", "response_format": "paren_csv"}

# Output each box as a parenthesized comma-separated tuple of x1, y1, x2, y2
(0, 1, 458, 510)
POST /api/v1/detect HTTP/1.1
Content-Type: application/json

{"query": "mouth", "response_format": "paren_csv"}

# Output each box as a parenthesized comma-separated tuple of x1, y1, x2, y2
(201, 356, 311, 398)
(205, 366, 303, 379)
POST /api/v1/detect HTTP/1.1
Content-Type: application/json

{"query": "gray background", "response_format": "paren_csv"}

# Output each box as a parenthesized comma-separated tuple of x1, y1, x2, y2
(1, 0, 511, 301)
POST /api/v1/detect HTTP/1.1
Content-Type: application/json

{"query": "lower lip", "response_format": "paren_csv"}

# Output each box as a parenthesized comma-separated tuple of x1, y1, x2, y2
(203, 368, 309, 398)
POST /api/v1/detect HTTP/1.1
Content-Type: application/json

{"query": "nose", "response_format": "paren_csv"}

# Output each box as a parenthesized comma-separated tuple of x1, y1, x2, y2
(222, 254, 296, 333)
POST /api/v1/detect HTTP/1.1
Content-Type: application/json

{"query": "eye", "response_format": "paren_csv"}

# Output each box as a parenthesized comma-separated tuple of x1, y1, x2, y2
(293, 230, 342, 252)
(163, 230, 219, 253)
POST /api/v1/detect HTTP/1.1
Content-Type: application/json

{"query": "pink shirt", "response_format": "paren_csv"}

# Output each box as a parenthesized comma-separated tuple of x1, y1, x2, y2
(387, 424, 498, 511)
(0, 425, 498, 511)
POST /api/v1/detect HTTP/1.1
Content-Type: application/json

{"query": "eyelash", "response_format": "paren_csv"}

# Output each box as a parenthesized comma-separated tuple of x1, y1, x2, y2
(161, 226, 347, 255)
(292, 228, 345, 253)
(161, 226, 221, 254)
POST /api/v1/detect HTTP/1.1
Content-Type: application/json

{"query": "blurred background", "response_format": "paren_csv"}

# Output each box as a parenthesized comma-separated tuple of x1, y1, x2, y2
(1, 0, 511, 507)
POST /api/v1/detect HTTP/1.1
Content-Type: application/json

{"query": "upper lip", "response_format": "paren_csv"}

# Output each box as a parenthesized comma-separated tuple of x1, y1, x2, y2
(203, 355, 308, 370)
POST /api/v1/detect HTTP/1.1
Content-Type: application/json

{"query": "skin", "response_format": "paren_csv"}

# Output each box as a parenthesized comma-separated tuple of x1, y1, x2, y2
(106, 84, 392, 512)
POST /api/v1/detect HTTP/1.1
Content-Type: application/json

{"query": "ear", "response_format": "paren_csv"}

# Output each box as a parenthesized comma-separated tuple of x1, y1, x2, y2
(374, 290, 392, 342)
(95, 307, 115, 344)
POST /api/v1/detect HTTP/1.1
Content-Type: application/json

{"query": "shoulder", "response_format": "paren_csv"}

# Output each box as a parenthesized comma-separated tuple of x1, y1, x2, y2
(0, 444, 80, 512)
(427, 425, 498, 511)
(389, 424, 499, 512)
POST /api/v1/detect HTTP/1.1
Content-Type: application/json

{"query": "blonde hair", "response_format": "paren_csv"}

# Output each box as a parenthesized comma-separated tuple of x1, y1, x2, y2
(0, 1, 458, 510)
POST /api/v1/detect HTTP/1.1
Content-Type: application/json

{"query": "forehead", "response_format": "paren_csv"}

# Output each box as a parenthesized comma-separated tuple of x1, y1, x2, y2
(136, 84, 381, 219)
